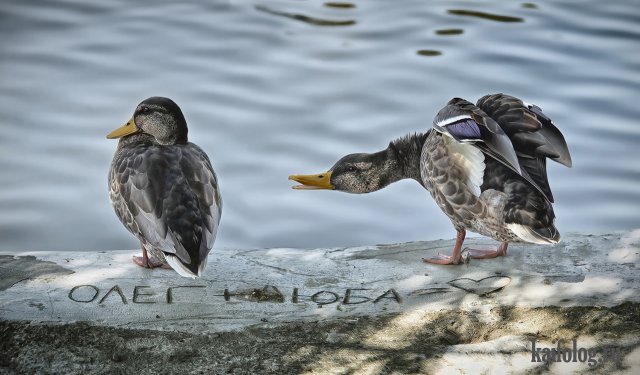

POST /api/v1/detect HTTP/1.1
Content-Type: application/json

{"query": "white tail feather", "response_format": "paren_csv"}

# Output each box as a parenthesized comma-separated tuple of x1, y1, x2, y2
(165, 254, 199, 279)
(507, 224, 559, 244)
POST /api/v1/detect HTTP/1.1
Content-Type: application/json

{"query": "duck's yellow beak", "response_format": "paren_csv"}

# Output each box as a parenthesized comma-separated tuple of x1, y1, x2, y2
(107, 116, 139, 139)
(288, 172, 334, 190)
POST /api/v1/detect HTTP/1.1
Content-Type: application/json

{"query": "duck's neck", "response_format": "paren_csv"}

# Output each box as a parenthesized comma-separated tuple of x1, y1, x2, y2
(387, 131, 429, 184)
(117, 133, 154, 147)
(117, 132, 188, 148)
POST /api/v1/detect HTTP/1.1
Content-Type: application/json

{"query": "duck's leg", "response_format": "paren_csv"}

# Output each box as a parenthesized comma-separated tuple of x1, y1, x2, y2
(132, 243, 171, 269)
(423, 229, 466, 265)
(464, 242, 509, 259)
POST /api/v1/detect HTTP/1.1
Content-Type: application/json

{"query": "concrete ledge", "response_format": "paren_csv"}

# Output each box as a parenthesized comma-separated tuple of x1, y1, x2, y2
(1, 231, 639, 374)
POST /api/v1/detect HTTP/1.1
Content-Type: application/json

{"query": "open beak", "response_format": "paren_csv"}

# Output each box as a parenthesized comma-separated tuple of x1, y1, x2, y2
(107, 116, 139, 139)
(288, 171, 334, 190)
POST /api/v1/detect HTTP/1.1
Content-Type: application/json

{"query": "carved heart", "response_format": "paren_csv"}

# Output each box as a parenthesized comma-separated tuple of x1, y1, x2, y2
(447, 276, 511, 296)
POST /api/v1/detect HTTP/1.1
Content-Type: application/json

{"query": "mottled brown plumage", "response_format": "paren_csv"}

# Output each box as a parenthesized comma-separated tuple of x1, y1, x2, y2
(108, 97, 222, 278)
(290, 93, 572, 265)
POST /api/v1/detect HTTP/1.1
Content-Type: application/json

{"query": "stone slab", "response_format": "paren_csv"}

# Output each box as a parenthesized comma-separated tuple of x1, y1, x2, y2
(1, 231, 638, 333)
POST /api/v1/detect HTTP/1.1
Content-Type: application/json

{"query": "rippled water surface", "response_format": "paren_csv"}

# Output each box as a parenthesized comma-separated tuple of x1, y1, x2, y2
(1, 0, 639, 252)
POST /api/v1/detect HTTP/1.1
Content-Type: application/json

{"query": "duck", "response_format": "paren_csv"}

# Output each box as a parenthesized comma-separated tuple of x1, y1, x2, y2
(289, 93, 571, 264)
(107, 97, 222, 278)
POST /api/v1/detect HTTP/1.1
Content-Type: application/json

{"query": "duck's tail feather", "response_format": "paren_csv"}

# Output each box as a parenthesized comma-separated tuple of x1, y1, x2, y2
(165, 254, 199, 279)
(507, 223, 560, 244)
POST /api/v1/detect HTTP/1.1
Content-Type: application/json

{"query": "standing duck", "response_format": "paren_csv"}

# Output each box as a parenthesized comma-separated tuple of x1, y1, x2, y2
(289, 93, 571, 264)
(107, 97, 222, 278)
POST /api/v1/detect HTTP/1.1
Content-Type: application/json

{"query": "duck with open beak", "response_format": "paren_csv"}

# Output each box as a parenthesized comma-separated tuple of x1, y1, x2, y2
(289, 93, 571, 265)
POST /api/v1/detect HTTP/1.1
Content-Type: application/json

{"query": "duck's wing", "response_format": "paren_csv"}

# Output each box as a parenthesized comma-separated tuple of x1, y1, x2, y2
(110, 145, 177, 254)
(109, 144, 221, 277)
(476, 93, 572, 202)
(433, 97, 523, 177)
(181, 143, 222, 252)
(433, 95, 571, 203)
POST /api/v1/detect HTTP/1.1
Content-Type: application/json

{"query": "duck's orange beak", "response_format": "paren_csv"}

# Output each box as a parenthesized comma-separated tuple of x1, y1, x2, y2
(288, 172, 334, 190)
(107, 116, 139, 139)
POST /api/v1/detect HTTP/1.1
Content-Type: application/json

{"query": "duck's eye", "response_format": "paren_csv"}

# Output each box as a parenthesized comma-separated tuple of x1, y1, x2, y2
(346, 165, 358, 172)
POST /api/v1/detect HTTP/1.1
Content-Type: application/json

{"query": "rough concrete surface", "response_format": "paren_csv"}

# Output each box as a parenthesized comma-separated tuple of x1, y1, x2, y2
(1, 231, 639, 374)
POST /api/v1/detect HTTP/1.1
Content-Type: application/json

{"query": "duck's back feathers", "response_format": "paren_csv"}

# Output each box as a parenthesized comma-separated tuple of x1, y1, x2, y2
(476, 93, 572, 202)
(433, 94, 572, 203)
(110, 142, 221, 277)
(179, 144, 222, 249)
(476, 94, 572, 167)
(434, 98, 522, 176)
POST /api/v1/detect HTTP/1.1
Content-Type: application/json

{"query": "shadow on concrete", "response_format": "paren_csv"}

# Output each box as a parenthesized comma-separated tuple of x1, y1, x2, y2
(1, 231, 639, 373)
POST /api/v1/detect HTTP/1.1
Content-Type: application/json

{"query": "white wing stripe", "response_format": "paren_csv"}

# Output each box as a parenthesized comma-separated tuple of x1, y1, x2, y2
(435, 114, 473, 127)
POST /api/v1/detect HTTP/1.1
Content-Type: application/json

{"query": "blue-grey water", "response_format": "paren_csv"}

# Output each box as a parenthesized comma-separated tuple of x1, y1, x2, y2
(1, 0, 639, 252)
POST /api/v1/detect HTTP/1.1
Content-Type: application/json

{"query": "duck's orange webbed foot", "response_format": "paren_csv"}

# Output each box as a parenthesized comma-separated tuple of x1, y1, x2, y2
(132, 245, 171, 269)
(422, 253, 465, 265)
(132, 255, 171, 269)
(464, 242, 508, 259)
(422, 229, 468, 265)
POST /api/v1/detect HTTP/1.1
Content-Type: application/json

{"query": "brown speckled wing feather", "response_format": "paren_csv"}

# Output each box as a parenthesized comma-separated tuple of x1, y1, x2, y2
(109, 143, 221, 273)
(476, 93, 572, 202)
(476, 93, 572, 167)
(434, 98, 522, 175)
(180, 143, 222, 255)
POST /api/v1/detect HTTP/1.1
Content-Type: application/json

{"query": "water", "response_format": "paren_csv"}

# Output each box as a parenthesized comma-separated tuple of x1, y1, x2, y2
(1, 0, 639, 252)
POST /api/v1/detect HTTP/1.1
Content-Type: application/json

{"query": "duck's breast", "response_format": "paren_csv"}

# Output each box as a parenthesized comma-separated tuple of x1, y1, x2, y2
(420, 131, 489, 230)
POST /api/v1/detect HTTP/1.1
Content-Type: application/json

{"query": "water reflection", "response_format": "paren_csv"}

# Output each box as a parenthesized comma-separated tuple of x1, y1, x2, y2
(435, 28, 464, 36)
(416, 50, 442, 57)
(522, 3, 539, 9)
(1, 0, 639, 252)
(447, 9, 524, 23)
(255, 5, 356, 27)
(324, 2, 356, 9)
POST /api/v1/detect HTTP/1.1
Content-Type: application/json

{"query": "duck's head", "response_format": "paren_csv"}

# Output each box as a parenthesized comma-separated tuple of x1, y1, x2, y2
(289, 148, 401, 194)
(107, 97, 188, 145)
